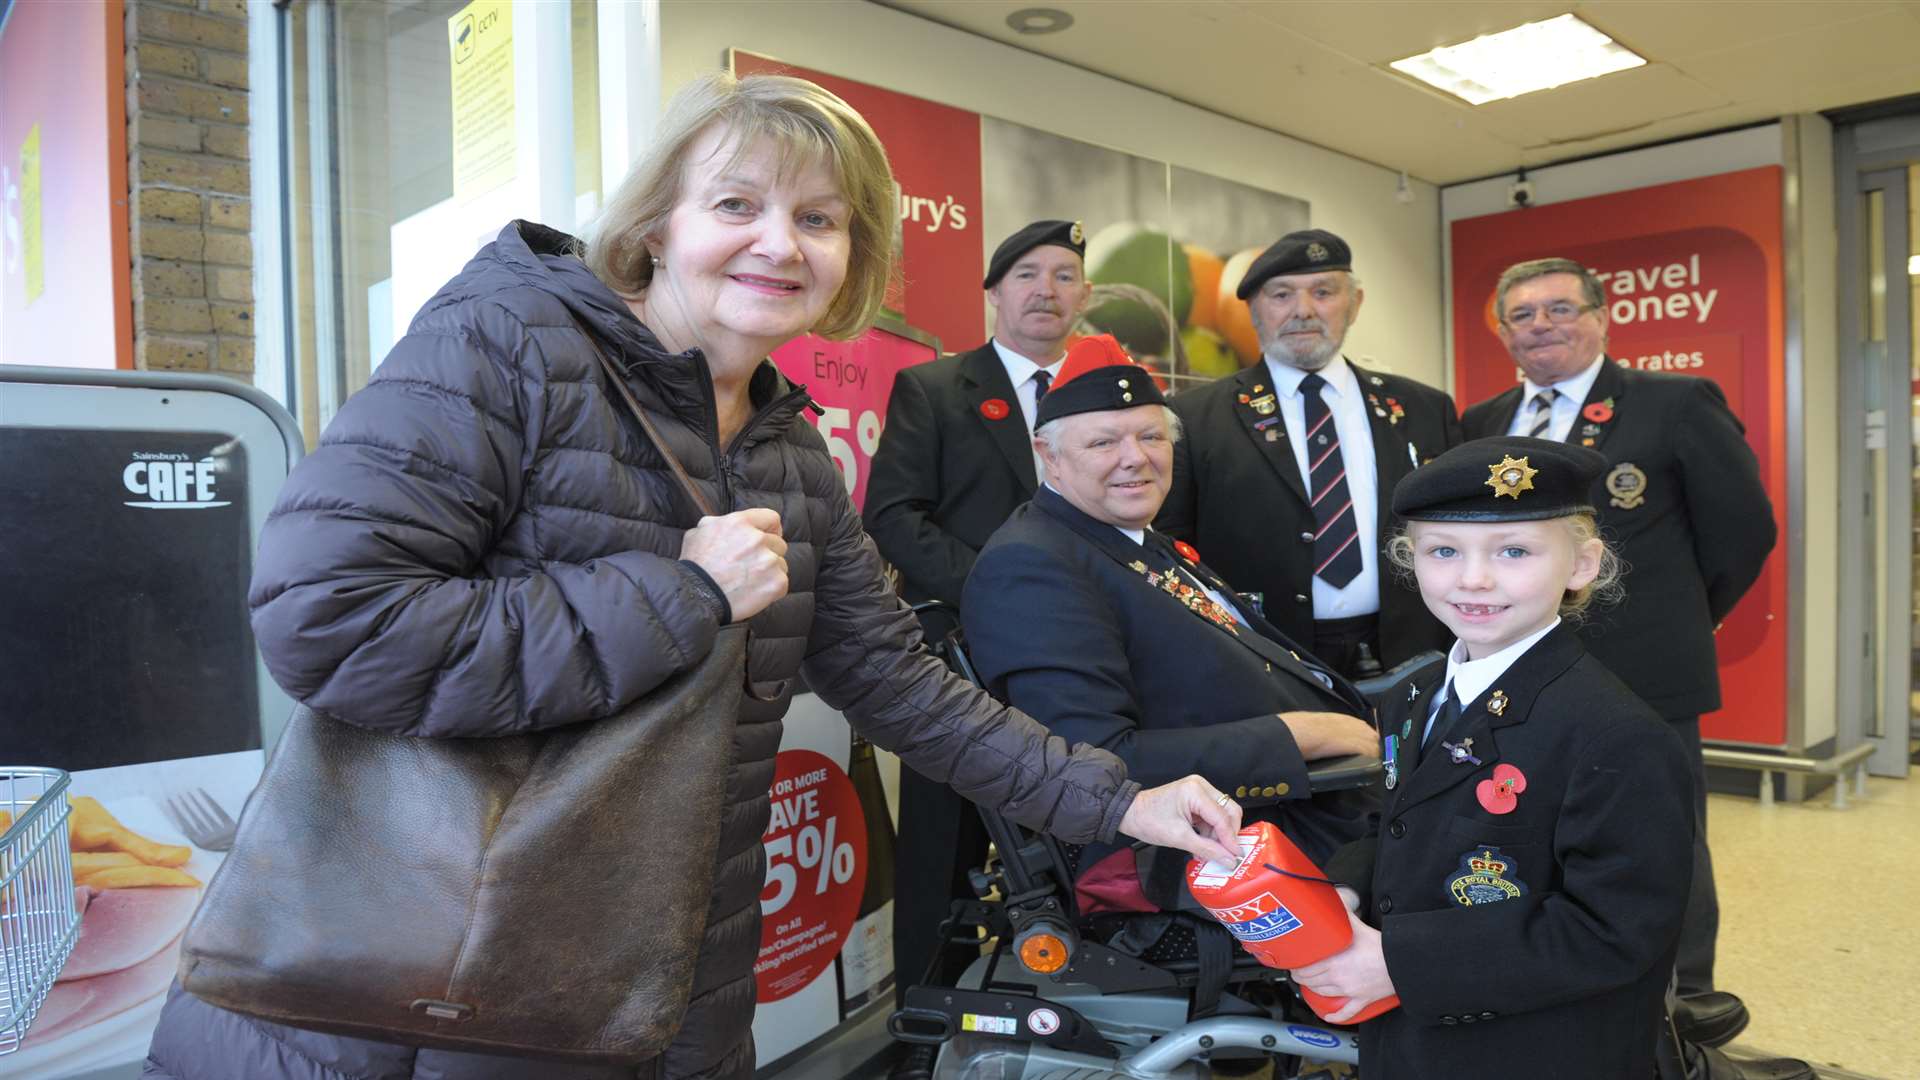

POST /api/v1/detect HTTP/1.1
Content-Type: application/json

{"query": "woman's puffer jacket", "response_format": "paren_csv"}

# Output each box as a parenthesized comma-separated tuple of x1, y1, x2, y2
(143, 221, 1139, 1080)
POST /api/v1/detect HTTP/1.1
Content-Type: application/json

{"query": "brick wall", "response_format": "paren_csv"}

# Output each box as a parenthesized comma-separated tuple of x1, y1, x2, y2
(125, 0, 252, 378)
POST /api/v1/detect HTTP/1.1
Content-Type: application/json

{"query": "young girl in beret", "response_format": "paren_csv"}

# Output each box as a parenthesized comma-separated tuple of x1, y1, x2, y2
(1295, 435, 1693, 1078)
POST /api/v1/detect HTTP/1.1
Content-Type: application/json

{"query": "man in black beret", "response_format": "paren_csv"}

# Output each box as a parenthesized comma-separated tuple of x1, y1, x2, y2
(962, 334, 1377, 926)
(1159, 228, 1463, 682)
(865, 220, 1090, 1060)
(1462, 256, 1778, 1053)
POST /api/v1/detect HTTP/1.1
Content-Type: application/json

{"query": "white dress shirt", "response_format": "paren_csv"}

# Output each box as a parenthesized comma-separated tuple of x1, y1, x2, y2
(1264, 356, 1380, 618)
(1425, 618, 1562, 742)
(1505, 357, 1606, 443)
(993, 338, 1065, 476)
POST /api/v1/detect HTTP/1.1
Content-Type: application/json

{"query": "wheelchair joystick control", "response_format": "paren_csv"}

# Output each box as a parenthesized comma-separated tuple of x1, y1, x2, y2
(1186, 821, 1400, 1024)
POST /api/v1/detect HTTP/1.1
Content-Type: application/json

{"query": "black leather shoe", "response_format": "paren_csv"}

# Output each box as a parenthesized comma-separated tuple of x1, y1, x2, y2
(1683, 1041, 1816, 1080)
(1673, 991, 1750, 1048)
(887, 1043, 936, 1080)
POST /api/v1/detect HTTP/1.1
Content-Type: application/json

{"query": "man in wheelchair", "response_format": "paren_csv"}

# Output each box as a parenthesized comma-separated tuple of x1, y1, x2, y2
(911, 336, 1385, 1077)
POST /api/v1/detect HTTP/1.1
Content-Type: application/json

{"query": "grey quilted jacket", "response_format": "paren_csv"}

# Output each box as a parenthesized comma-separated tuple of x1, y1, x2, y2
(143, 221, 1139, 1080)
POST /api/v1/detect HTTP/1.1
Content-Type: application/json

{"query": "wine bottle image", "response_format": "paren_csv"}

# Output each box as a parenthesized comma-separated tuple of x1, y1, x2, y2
(835, 735, 898, 1019)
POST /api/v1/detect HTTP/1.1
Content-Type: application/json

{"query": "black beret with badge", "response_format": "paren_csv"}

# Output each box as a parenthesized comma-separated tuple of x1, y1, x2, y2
(983, 219, 1086, 289)
(1033, 333, 1166, 426)
(1392, 436, 1607, 523)
(1234, 227, 1354, 300)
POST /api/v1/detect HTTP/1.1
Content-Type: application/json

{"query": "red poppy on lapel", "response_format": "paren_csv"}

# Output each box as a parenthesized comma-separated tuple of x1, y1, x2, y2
(1174, 540, 1200, 564)
(1475, 763, 1527, 815)
(1582, 400, 1614, 423)
(980, 398, 1011, 420)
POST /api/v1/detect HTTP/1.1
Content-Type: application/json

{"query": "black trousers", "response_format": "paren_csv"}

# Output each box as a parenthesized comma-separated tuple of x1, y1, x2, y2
(890, 767, 990, 1006)
(1311, 613, 1384, 682)
(1669, 715, 1719, 994)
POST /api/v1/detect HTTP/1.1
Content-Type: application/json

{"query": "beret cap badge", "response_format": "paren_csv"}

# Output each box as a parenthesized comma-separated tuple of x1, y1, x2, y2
(1485, 455, 1538, 500)
(1306, 242, 1329, 262)
(1070, 220, 1085, 245)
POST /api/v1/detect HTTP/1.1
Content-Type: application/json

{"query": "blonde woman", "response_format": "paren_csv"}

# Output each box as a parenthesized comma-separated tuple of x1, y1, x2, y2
(144, 73, 1239, 1080)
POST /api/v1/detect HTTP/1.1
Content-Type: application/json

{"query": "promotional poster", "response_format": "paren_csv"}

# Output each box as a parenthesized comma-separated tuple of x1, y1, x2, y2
(1450, 166, 1788, 746)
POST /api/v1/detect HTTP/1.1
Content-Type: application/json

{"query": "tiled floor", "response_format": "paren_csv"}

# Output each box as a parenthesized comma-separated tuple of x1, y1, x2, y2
(1712, 770, 1918, 1078)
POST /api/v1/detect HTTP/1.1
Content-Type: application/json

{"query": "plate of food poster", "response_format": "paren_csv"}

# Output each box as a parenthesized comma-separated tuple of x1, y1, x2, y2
(0, 750, 261, 1079)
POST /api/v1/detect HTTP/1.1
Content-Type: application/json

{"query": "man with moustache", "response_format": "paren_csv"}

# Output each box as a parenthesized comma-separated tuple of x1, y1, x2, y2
(1158, 229, 1461, 681)
(865, 220, 1091, 1074)
(1462, 257, 1781, 1067)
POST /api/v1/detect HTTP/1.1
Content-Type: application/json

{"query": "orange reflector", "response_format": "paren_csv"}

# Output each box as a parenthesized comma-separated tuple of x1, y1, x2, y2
(1017, 932, 1069, 974)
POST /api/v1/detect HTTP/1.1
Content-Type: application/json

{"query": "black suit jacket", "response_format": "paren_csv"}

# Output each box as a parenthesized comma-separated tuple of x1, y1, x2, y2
(963, 486, 1376, 877)
(865, 343, 1039, 606)
(1158, 359, 1462, 667)
(1462, 361, 1776, 717)
(1333, 626, 1692, 1078)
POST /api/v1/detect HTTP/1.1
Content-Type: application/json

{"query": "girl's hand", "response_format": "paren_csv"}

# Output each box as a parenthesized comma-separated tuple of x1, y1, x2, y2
(1291, 907, 1397, 1021)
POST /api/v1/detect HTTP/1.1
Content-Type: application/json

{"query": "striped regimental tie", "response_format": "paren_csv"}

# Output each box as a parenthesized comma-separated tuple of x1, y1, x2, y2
(1526, 389, 1557, 438)
(1299, 372, 1361, 589)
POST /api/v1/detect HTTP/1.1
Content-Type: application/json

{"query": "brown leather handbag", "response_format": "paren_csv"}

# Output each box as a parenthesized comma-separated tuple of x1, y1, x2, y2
(179, 343, 747, 1064)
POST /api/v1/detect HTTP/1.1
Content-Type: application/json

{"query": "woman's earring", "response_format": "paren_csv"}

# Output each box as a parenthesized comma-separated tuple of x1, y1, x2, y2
(650, 255, 663, 267)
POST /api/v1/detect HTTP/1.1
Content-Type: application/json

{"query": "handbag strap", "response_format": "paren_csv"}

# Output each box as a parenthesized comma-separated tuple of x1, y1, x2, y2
(588, 338, 718, 520)
(583, 324, 789, 703)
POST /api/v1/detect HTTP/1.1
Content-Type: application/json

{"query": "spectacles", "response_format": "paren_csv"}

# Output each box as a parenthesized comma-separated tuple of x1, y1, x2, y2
(1502, 302, 1595, 328)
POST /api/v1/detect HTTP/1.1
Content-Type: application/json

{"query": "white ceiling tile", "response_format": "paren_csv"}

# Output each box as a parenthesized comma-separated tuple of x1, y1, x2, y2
(1577, 0, 1898, 60)
(1471, 63, 1732, 149)
(1676, 11, 1920, 104)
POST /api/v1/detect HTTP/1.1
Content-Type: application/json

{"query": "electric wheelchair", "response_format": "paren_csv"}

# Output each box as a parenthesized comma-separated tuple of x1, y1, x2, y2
(890, 603, 1697, 1080)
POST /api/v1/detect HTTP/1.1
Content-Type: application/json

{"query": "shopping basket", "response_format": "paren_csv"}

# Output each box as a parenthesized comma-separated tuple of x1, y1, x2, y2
(0, 768, 81, 1055)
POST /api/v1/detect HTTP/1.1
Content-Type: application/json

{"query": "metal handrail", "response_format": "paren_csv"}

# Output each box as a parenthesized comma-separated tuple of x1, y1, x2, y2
(1701, 742, 1876, 808)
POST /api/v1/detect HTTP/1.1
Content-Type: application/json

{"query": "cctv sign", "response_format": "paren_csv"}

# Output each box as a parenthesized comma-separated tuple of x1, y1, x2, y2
(123, 451, 230, 509)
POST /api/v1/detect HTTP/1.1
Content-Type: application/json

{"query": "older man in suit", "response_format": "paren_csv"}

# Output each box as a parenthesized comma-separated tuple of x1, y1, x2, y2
(1462, 256, 1778, 1056)
(964, 336, 1379, 911)
(1159, 229, 1461, 682)
(865, 220, 1091, 1065)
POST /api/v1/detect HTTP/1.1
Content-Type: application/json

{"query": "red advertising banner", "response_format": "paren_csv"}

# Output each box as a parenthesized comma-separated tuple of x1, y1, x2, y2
(755, 749, 868, 1004)
(772, 321, 937, 511)
(1450, 167, 1788, 746)
(735, 50, 984, 353)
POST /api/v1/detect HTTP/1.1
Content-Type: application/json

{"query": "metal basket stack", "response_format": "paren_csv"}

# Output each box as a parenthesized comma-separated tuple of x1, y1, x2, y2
(0, 767, 81, 1055)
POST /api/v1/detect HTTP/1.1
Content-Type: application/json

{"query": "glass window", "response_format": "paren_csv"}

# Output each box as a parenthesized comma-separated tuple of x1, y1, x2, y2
(277, 0, 602, 446)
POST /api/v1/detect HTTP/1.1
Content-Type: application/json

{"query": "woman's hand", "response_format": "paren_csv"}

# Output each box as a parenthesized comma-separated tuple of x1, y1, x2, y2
(680, 509, 789, 622)
(1118, 775, 1242, 864)
(1291, 907, 1397, 1022)
(1280, 710, 1380, 761)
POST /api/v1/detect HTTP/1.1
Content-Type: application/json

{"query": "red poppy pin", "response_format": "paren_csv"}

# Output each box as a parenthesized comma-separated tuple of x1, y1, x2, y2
(1174, 540, 1201, 564)
(1582, 399, 1615, 423)
(980, 398, 1011, 421)
(1475, 764, 1527, 815)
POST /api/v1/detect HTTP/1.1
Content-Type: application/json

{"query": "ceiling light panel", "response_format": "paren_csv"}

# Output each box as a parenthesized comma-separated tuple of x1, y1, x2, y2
(1390, 13, 1646, 105)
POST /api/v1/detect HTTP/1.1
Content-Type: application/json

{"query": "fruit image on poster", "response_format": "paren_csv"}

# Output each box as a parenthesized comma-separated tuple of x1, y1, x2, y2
(980, 121, 1309, 389)
(756, 749, 869, 1004)
(1449, 167, 1787, 746)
